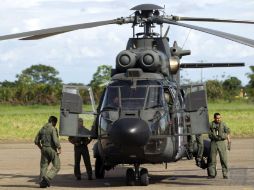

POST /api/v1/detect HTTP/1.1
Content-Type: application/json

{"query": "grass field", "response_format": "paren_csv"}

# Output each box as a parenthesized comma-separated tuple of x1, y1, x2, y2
(0, 105, 95, 142)
(0, 102, 253, 141)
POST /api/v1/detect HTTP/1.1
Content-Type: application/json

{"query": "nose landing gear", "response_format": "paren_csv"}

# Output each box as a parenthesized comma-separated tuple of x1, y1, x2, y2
(126, 164, 149, 186)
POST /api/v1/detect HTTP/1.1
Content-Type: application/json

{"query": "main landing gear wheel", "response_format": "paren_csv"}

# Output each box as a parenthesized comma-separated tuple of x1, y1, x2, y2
(126, 168, 135, 186)
(95, 156, 105, 179)
(140, 168, 149, 186)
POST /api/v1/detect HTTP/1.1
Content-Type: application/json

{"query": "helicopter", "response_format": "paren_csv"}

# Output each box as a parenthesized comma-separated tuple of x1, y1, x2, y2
(0, 3, 252, 186)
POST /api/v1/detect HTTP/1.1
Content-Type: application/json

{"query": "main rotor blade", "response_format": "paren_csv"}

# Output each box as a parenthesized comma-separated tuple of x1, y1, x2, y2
(180, 62, 245, 68)
(159, 18, 254, 48)
(170, 16, 254, 24)
(0, 19, 117, 41)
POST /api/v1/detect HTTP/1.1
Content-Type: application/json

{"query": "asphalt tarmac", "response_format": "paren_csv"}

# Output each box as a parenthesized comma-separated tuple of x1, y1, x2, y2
(0, 138, 253, 190)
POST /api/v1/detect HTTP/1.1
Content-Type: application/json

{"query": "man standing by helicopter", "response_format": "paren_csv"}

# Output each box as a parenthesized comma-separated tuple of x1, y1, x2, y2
(68, 118, 93, 180)
(208, 113, 231, 179)
(34, 116, 61, 188)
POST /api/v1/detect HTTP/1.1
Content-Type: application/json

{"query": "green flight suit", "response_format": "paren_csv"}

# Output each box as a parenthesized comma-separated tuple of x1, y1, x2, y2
(208, 121, 230, 177)
(187, 134, 204, 161)
(68, 136, 92, 179)
(196, 134, 204, 161)
(34, 123, 61, 182)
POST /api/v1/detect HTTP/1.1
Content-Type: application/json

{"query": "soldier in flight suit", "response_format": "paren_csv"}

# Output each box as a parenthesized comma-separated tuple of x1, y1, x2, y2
(208, 112, 231, 179)
(68, 118, 93, 180)
(34, 116, 61, 188)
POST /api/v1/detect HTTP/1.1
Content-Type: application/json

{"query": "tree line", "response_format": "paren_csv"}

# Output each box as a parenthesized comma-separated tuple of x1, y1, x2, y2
(0, 64, 111, 105)
(0, 64, 253, 105)
(206, 66, 254, 102)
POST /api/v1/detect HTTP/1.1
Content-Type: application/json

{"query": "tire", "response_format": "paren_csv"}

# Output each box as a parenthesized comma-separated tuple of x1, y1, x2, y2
(140, 168, 149, 186)
(95, 157, 105, 179)
(126, 168, 135, 186)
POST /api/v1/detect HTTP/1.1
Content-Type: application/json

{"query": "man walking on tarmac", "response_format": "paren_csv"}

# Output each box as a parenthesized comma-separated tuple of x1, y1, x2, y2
(34, 116, 61, 188)
(208, 113, 231, 179)
(68, 118, 93, 180)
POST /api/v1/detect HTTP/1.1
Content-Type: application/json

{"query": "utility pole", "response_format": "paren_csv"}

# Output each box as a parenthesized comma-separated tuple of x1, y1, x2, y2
(199, 60, 204, 83)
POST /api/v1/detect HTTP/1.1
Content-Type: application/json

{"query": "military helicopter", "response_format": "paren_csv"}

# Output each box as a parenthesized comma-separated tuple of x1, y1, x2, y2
(0, 3, 253, 186)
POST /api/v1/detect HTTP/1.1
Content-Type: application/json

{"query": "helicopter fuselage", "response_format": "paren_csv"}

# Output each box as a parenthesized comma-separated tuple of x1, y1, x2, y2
(94, 70, 188, 167)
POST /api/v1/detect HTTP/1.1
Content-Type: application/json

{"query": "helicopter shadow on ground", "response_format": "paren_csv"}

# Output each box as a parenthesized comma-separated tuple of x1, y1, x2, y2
(52, 165, 212, 188)
(51, 174, 208, 188)
(0, 172, 126, 189)
(53, 166, 134, 188)
(149, 173, 210, 186)
(162, 167, 254, 186)
(0, 167, 252, 188)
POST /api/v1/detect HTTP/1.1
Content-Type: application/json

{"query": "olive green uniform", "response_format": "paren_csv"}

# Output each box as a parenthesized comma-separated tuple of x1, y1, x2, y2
(187, 134, 204, 162)
(69, 136, 92, 179)
(208, 121, 230, 177)
(196, 134, 204, 161)
(34, 123, 61, 182)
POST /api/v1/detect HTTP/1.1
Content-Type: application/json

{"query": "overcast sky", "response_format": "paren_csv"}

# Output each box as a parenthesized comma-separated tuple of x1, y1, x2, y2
(0, 0, 253, 85)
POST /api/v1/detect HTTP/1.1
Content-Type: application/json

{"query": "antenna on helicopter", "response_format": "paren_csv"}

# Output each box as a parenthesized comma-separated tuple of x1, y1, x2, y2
(163, 26, 170, 38)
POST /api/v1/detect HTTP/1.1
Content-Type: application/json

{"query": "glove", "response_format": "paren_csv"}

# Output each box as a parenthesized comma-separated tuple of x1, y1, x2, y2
(227, 142, 231, 151)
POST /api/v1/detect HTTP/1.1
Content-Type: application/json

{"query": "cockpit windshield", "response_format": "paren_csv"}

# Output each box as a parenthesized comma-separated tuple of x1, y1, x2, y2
(101, 80, 164, 110)
(121, 86, 147, 109)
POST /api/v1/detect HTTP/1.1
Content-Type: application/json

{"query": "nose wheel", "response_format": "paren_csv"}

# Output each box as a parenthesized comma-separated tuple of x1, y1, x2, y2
(125, 164, 149, 186)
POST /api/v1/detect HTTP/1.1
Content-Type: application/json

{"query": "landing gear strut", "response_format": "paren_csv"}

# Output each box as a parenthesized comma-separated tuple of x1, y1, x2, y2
(95, 156, 105, 179)
(126, 164, 149, 186)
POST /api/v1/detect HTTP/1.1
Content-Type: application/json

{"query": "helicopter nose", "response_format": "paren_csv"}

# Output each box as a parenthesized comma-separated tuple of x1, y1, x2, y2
(109, 118, 151, 146)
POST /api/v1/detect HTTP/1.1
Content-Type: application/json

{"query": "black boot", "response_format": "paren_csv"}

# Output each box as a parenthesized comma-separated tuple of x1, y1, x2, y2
(40, 177, 50, 188)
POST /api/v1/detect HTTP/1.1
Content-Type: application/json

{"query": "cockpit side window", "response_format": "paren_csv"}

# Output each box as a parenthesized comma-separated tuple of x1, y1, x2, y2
(101, 87, 119, 110)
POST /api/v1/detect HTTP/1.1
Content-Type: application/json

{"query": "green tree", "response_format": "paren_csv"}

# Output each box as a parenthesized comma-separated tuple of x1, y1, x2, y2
(0, 80, 17, 87)
(222, 76, 242, 101)
(246, 66, 254, 98)
(90, 65, 112, 87)
(16, 64, 62, 85)
(0, 64, 63, 104)
(247, 66, 254, 87)
(0, 86, 16, 103)
(206, 80, 223, 101)
(89, 65, 112, 101)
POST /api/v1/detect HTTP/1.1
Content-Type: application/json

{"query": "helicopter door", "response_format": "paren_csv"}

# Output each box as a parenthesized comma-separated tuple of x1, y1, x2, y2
(182, 84, 209, 134)
(59, 85, 96, 137)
